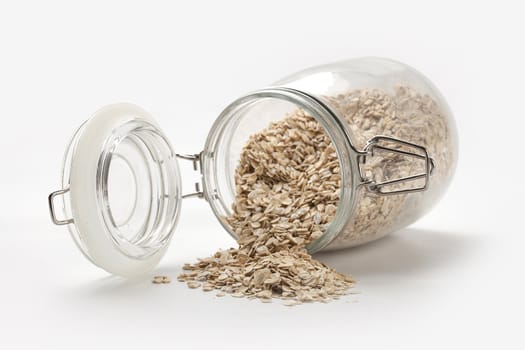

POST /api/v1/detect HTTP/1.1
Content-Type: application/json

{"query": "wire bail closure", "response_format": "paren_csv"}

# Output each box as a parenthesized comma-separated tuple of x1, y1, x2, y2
(357, 136, 435, 196)
(49, 136, 434, 227)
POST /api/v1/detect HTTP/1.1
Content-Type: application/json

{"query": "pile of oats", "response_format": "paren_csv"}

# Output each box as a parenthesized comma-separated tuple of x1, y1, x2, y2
(179, 86, 454, 304)
(179, 249, 353, 305)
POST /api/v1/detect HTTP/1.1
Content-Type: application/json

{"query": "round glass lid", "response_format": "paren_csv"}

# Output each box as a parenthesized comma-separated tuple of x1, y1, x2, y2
(48, 103, 182, 276)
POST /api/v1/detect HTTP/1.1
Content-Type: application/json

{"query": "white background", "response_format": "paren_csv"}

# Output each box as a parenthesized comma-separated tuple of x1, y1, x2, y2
(1, 1, 523, 349)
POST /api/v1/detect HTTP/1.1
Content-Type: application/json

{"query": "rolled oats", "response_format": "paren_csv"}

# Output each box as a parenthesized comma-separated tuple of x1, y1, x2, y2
(152, 275, 171, 284)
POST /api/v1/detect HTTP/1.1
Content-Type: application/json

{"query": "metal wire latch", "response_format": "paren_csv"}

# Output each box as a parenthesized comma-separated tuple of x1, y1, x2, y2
(48, 188, 74, 225)
(357, 136, 435, 196)
(176, 153, 204, 199)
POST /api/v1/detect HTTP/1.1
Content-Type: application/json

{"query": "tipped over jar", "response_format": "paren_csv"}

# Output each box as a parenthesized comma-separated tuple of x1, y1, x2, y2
(49, 57, 458, 276)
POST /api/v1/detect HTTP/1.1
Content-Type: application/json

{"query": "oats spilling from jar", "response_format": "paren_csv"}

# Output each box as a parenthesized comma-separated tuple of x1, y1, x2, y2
(179, 86, 451, 304)
(178, 108, 353, 304)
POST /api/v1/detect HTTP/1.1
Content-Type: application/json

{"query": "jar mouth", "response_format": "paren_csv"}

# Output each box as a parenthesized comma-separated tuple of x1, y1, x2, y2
(202, 87, 359, 253)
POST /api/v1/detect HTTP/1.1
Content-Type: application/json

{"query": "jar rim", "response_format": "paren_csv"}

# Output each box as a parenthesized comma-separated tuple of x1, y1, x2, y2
(202, 87, 361, 253)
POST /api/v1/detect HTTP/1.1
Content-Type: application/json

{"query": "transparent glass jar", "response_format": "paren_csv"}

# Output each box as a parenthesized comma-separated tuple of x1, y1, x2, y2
(48, 57, 457, 276)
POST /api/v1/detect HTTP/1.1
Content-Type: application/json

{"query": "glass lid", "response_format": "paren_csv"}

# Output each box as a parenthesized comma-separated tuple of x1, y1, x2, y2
(48, 103, 182, 276)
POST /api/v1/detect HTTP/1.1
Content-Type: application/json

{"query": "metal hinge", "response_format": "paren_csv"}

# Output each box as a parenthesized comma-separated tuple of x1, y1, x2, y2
(176, 153, 204, 199)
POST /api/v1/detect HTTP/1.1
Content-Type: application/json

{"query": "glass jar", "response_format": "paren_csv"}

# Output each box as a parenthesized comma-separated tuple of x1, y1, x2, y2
(48, 57, 457, 276)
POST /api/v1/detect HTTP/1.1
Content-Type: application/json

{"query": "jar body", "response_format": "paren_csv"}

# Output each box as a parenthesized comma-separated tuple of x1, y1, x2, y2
(203, 57, 457, 252)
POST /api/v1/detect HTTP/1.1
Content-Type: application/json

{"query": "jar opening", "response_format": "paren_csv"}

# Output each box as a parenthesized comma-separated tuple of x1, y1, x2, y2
(202, 88, 359, 253)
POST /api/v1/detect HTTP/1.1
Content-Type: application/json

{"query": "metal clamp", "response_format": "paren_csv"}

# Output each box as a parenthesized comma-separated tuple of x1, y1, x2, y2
(48, 188, 74, 225)
(357, 136, 435, 196)
(176, 153, 204, 199)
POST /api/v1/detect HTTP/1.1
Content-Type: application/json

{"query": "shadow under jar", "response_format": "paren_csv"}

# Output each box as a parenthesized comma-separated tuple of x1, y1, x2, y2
(49, 57, 458, 276)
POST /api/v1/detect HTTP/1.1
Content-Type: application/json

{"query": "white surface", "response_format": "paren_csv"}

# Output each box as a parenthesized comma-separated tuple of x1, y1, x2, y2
(0, 1, 523, 349)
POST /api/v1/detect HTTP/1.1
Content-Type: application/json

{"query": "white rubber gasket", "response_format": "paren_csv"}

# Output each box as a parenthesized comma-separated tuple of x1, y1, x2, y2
(68, 103, 181, 277)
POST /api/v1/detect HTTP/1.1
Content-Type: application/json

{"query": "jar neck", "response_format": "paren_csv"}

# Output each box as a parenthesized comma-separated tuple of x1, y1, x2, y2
(202, 87, 360, 252)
